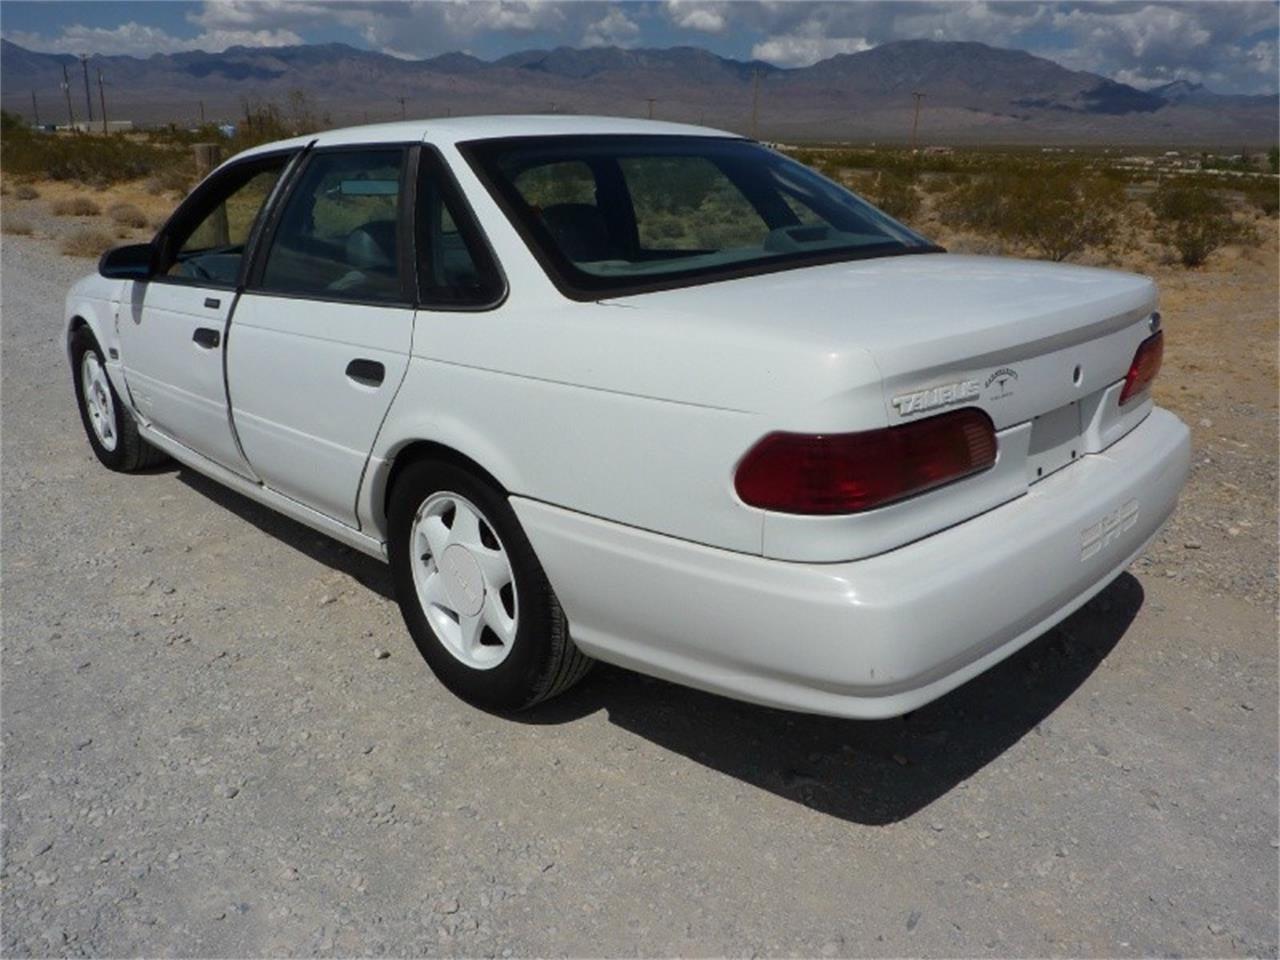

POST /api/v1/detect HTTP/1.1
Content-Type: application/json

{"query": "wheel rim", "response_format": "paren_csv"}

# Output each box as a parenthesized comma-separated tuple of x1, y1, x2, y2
(80, 351, 118, 452)
(409, 491, 518, 670)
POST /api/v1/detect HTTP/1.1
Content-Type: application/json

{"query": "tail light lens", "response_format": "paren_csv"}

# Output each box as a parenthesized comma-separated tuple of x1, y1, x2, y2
(734, 407, 998, 515)
(1119, 330, 1164, 406)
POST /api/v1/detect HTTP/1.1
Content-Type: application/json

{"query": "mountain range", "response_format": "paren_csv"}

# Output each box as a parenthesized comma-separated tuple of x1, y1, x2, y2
(2, 37, 1276, 145)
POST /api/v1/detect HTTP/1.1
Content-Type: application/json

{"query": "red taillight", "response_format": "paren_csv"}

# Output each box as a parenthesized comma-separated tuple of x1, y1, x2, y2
(734, 408, 998, 515)
(1119, 330, 1164, 406)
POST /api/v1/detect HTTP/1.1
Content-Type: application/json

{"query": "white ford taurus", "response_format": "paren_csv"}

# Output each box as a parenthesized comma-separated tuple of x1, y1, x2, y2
(66, 116, 1190, 717)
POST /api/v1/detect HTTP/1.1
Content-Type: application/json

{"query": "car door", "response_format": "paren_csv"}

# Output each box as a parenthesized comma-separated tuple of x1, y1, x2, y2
(226, 145, 418, 526)
(119, 152, 293, 476)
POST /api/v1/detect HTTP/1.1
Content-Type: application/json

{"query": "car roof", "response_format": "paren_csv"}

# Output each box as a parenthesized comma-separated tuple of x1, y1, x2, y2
(235, 114, 742, 160)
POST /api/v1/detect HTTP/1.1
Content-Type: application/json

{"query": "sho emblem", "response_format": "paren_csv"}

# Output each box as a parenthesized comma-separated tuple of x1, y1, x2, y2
(1080, 499, 1140, 561)
(985, 367, 1019, 400)
(891, 378, 981, 416)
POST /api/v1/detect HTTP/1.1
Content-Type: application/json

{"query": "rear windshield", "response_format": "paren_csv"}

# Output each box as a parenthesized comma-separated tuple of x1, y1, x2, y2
(461, 135, 938, 298)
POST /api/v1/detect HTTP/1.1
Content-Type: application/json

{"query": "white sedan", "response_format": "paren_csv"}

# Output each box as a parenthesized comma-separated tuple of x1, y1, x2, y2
(66, 115, 1190, 718)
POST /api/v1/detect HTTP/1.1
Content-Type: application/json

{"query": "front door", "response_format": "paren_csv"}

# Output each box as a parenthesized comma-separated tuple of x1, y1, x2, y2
(119, 154, 291, 476)
(227, 147, 416, 526)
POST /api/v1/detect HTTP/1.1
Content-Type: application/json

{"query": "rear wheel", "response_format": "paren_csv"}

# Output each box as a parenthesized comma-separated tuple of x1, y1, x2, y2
(387, 458, 592, 711)
(70, 327, 167, 472)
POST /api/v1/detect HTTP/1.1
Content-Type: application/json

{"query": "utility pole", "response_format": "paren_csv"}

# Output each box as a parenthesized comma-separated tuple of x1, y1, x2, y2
(80, 54, 94, 123)
(910, 90, 925, 154)
(645, 97, 656, 120)
(61, 64, 75, 127)
(396, 95, 407, 120)
(751, 68, 762, 140)
(198, 100, 205, 125)
(97, 69, 108, 134)
(30, 91, 39, 127)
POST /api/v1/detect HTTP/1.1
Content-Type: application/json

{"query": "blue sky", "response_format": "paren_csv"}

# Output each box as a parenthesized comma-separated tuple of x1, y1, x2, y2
(2, 2, 1277, 94)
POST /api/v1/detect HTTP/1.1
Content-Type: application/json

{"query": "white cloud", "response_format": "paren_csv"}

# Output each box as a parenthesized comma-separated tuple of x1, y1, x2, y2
(1, 20, 301, 56)
(582, 8, 641, 49)
(752, 35, 872, 68)
(665, 1, 727, 34)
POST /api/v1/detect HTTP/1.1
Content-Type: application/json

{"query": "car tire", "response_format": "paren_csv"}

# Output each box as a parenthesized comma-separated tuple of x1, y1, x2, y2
(70, 327, 168, 472)
(387, 458, 593, 712)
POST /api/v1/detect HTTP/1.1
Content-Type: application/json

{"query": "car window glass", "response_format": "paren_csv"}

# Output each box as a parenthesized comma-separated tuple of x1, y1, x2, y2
(259, 149, 405, 303)
(167, 163, 283, 284)
(511, 161, 596, 208)
(418, 157, 504, 307)
(620, 156, 768, 251)
(467, 136, 933, 297)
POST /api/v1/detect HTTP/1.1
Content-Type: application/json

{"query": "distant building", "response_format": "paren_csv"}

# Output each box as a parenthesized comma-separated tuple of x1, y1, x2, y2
(56, 120, 134, 134)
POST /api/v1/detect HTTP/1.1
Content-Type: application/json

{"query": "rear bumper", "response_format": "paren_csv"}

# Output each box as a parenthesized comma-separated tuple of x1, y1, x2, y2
(513, 407, 1191, 719)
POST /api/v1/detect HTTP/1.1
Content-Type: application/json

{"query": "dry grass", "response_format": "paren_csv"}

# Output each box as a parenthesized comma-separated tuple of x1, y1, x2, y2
(51, 196, 101, 217)
(108, 202, 149, 229)
(60, 227, 116, 258)
(2, 218, 35, 236)
(14, 184, 39, 200)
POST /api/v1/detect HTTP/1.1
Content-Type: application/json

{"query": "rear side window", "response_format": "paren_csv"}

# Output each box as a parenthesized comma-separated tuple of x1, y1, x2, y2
(259, 149, 406, 303)
(417, 153, 504, 307)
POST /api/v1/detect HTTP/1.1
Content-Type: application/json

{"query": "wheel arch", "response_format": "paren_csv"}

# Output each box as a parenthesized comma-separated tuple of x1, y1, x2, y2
(369, 436, 516, 542)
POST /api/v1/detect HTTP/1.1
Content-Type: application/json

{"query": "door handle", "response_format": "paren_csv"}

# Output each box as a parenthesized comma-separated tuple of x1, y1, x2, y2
(345, 358, 385, 387)
(192, 327, 221, 349)
(203, 297, 221, 309)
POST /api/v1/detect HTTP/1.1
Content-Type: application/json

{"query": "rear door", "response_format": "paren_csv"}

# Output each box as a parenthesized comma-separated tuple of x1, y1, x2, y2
(226, 145, 417, 526)
(119, 153, 291, 475)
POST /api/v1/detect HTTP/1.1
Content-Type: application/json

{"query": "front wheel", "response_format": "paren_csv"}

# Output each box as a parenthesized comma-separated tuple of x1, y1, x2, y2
(70, 327, 167, 472)
(387, 459, 593, 712)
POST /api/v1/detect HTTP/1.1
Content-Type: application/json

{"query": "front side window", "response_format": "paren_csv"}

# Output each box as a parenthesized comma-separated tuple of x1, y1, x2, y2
(463, 135, 937, 298)
(259, 148, 406, 303)
(164, 158, 286, 285)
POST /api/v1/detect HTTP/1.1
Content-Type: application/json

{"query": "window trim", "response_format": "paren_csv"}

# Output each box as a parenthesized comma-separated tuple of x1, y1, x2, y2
(149, 147, 302, 292)
(459, 134, 944, 303)
(244, 142, 419, 309)
(415, 145, 508, 312)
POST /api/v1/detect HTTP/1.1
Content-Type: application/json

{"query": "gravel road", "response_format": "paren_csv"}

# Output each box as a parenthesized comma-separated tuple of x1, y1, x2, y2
(2, 231, 1276, 957)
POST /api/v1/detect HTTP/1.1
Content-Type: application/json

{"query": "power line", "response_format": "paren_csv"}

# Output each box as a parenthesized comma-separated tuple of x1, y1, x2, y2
(61, 63, 75, 126)
(751, 68, 762, 140)
(97, 68, 108, 134)
(80, 54, 93, 123)
(910, 90, 926, 154)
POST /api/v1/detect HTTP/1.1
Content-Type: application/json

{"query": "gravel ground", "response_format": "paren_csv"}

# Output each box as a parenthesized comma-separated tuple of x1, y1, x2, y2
(2, 227, 1277, 958)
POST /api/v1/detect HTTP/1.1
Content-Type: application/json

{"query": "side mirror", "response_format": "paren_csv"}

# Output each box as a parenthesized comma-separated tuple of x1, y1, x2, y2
(98, 243, 154, 280)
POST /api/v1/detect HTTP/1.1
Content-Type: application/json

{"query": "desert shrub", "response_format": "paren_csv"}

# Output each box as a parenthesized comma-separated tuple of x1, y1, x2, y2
(14, 184, 39, 200)
(2, 217, 34, 236)
(864, 171, 922, 222)
(60, 227, 116, 258)
(1268, 145, 1279, 176)
(1149, 181, 1253, 267)
(51, 196, 101, 217)
(145, 165, 196, 197)
(0, 124, 186, 184)
(940, 167, 1122, 261)
(108, 202, 149, 229)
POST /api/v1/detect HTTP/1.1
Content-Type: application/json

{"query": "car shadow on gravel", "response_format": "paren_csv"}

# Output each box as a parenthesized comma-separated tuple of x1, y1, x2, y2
(520, 574, 1145, 825)
(173, 468, 396, 599)
(173, 463, 1141, 825)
